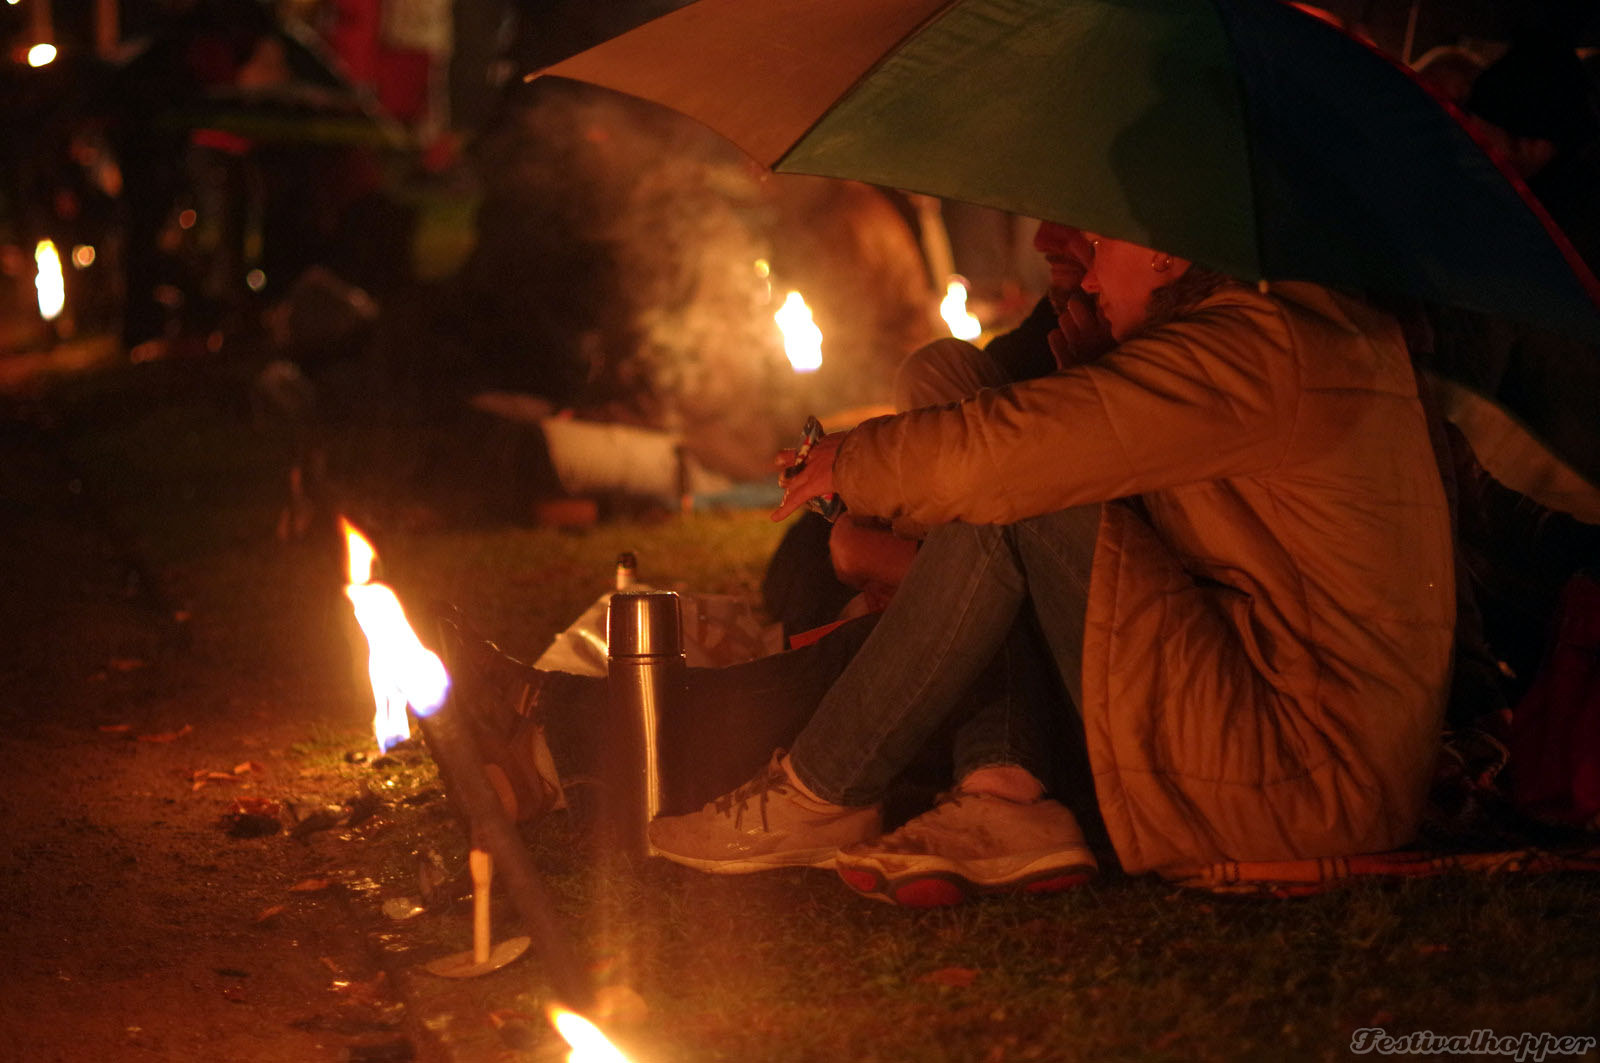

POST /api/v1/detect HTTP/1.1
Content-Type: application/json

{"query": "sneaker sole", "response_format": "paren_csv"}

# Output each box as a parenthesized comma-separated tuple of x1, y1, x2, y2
(652, 846, 840, 874)
(837, 857, 1097, 907)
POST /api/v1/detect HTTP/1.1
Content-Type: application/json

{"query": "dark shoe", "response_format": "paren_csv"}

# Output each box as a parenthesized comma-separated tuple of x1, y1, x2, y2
(834, 791, 1097, 907)
(647, 752, 880, 873)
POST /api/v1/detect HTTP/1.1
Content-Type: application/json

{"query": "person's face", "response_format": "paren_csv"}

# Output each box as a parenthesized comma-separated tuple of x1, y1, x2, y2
(1079, 233, 1189, 341)
(1032, 221, 1094, 311)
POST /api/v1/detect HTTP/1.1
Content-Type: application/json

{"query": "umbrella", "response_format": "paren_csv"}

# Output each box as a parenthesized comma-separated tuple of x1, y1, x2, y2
(534, 0, 1600, 340)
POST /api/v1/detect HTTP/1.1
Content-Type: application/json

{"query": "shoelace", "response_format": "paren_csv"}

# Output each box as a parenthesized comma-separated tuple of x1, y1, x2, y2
(713, 763, 788, 832)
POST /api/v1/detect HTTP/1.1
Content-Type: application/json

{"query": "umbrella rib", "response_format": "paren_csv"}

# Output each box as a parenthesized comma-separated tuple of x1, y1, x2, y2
(771, 0, 963, 172)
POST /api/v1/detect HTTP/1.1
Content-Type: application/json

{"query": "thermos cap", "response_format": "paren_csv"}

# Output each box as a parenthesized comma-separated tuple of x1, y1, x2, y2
(607, 590, 683, 658)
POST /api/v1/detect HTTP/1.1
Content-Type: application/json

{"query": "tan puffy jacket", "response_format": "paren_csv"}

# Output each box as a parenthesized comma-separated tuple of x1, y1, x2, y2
(835, 282, 1455, 872)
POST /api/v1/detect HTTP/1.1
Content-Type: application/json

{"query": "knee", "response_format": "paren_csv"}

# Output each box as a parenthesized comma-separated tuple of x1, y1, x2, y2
(893, 338, 1004, 411)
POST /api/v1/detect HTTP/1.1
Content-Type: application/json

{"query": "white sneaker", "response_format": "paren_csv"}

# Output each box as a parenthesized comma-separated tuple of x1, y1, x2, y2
(647, 752, 881, 873)
(834, 791, 1097, 906)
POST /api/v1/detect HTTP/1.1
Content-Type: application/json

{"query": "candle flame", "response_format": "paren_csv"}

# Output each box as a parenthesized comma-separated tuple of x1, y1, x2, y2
(35, 240, 64, 321)
(341, 518, 449, 751)
(549, 1008, 632, 1062)
(939, 277, 981, 341)
(27, 43, 57, 67)
(774, 290, 822, 372)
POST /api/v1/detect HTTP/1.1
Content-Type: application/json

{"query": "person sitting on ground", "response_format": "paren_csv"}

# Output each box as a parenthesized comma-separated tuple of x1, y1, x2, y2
(454, 231, 1454, 905)
(637, 230, 1455, 905)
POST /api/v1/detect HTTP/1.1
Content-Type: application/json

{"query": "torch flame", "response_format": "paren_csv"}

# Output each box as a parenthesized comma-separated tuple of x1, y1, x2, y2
(549, 1008, 631, 1062)
(774, 290, 822, 372)
(35, 239, 64, 322)
(341, 518, 449, 751)
(939, 277, 981, 341)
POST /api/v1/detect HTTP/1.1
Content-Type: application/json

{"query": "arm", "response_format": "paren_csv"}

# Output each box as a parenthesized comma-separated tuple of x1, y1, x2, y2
(833, 296, 1298, 527)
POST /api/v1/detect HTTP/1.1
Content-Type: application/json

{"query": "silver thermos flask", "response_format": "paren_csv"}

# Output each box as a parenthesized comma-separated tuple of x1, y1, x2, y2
(604, 588, 685, 858)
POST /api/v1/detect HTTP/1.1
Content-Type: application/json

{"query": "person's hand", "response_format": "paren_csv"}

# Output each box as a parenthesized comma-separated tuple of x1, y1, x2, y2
(771, 431, 844, 522)
(1047, 290, 1115, 369)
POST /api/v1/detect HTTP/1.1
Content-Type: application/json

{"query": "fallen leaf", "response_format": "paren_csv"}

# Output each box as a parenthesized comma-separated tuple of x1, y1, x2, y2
(97, 723, 131, 734)
(254, 904, 286, 924)
(290, 877, 333, 893)
(190, 769, 242, 791)
(922, 966, 979, 988)
(139, 724, 193, 744)
(108, 658, 146, 672)
(233, 761, 264, 775)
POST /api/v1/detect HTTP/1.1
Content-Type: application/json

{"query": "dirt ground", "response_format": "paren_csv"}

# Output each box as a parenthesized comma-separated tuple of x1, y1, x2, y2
(0, 405, 434, 1062)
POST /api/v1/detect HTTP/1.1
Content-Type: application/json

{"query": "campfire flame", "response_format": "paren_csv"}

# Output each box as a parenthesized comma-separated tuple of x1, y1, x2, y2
(341, 518, 449, 752)
(548, 1007, 631, 1062)
(34, 239, 64, 321)
(939, 277, 981, 341)
(774, 290, 822, 372)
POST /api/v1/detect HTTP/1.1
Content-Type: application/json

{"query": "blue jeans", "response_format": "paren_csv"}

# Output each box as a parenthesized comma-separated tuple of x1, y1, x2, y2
(788, 502, 1102, 806)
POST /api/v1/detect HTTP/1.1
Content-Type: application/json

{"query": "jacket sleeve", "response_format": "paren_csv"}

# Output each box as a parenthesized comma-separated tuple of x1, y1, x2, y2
(833, 297, 1300, 526)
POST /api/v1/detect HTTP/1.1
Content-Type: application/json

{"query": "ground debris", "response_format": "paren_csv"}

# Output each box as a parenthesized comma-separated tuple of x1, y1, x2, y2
(381, 898, 425, 922)
(290, 876, 335, 893)
(219, 796, 282, 838)
(139, 723, 193, 744)
(489, 1009, 544, 1051)
(191, 769, 243, 791)
(345, 788, 385, 827)
(346, 1037, 416, 1062)
(289, 1007, 404, 1036)
(922, 966, 979, 988)
(289, 806, 346, 840)
(415, 849, 451, 906)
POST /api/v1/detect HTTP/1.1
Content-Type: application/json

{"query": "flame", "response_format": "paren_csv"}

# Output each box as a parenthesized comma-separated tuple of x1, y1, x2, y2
(939, 277, 981, 341)
(774, 290, 822, 372)
(341, 518, 449, 751)
(549, 1008, 631, 1062)
(27, 43, 57, 67)
(34, 240, 64, 321)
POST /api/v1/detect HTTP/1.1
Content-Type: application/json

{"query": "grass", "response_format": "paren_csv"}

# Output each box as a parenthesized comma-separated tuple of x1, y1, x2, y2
(34, 355, 1600, 1063)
